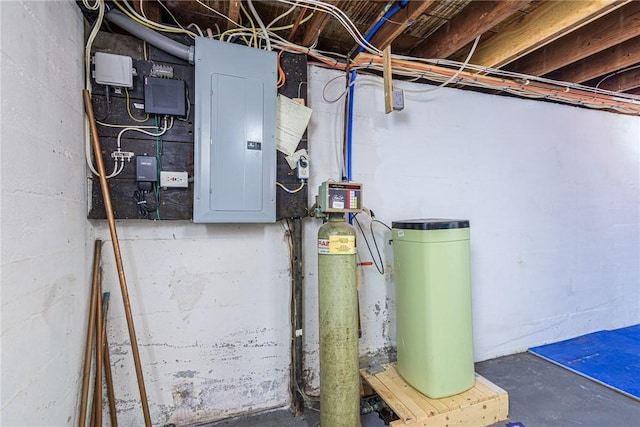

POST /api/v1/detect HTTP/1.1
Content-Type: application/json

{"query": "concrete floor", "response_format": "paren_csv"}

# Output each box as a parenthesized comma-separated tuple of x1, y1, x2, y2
(200, 352, 640, 427)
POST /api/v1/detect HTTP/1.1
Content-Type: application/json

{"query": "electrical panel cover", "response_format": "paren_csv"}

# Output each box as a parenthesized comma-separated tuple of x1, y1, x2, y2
(193, 38, 277, 223)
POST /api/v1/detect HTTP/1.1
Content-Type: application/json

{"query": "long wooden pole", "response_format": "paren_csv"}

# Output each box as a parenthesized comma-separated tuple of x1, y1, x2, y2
(79, 240, 102, 427)
(83, 90, 152, 426)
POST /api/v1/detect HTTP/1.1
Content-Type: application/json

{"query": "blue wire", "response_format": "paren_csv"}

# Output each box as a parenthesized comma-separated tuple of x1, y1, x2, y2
(346, 1, 408, 222)
(346, 0, 409, 182)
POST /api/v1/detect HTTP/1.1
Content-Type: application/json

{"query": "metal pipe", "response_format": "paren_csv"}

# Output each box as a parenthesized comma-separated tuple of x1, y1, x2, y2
(83, 90, 152, 427)
(101, 292, 118, 427)
(79, 240, 103, 427)
(95, 268, 103, 426)
(105, 9, 194, 64)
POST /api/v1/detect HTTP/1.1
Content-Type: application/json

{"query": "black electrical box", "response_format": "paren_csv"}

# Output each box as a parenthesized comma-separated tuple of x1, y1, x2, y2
(136, 155, 157, 182)
(143, 76, 186, 116)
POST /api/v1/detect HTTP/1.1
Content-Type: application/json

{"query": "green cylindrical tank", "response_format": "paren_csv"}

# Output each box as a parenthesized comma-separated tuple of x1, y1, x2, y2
(317, 214, 359, 427)
(392, 219, 474, 399)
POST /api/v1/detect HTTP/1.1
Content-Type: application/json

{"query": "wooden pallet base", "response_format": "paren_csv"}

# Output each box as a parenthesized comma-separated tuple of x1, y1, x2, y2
(361, 363, 509, 427)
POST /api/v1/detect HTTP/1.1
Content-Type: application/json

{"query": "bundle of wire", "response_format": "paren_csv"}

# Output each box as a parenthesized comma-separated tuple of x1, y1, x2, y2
(82, 0, 640, 182)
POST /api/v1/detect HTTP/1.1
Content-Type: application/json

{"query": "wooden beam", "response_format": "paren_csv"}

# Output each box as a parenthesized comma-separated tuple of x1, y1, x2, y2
(550, 36, 640, 83)
(595, 66, 640, 92)
(471, 0, 629, 69)
(411, 0, 530, 59)
(383, 46, 393, 114)
(508, 2, 640, 76)
(227, 0, 240, 30)
(368, 1, 437, 51)
(299, 0, 340, 47)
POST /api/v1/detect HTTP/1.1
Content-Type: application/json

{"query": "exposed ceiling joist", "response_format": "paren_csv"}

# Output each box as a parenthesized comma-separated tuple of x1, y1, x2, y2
(411, 0, 531, 59)
(227, 1, 240, 30)
(508, 1, 640, 76)
(135, 0, 161, 22)
(84, 0, 640, 114)
(595, 67, 640, 92)
(367, 0, 437, 51)
(471, 0, 629, 69)
(298, 0, 340, 47)
(550, 36, 640, 83)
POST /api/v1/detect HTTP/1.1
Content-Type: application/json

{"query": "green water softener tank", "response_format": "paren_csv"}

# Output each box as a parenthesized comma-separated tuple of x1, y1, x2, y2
(392, 219, 474, 399)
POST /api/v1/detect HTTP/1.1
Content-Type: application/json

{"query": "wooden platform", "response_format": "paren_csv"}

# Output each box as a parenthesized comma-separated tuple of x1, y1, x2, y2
(360, 363, 508, 427)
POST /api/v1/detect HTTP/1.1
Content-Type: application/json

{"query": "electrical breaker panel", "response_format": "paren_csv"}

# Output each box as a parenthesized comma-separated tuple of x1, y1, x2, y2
(193, 38, 277, 223)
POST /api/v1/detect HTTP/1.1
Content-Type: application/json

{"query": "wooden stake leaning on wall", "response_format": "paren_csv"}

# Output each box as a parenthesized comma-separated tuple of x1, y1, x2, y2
(383, 45, 393, 114)
(83, 90, 152, 427)
(79, 240, 102, 427)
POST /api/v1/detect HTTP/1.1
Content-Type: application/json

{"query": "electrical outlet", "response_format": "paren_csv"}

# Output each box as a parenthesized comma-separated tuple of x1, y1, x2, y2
(393, 89, 404, 111)
(160, 171, 189, 188)
(297, 158, 310, 180)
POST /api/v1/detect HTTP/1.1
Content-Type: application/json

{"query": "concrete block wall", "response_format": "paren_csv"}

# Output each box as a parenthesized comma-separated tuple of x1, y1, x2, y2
(2, 2, 639, 424)
(303, 67, 640, 392)
(0, 1, 87, 425)
(91, 222, 292, 425)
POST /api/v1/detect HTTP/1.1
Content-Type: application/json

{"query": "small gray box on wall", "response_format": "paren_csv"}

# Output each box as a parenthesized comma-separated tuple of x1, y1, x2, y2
(193, 38, 277, 223)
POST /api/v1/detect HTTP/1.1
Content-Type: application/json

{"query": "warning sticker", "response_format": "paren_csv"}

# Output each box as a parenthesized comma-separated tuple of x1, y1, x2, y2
(318, 239, 331, 254)
(318, 236, 356, 254)
(329, 235, 356, 254)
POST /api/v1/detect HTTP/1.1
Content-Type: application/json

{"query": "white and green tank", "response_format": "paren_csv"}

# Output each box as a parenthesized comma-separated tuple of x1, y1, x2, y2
(392, 219, 474, 399)
(317, 213, 359, 427)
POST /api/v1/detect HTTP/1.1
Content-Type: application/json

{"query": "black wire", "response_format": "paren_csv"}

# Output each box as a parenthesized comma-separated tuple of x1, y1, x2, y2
(353, 214, 385, 275)
(133, 189, 158, 219)
(372, 219, 392, 231)
(177, 81, 191, 121)
(133, 190, 150, 218)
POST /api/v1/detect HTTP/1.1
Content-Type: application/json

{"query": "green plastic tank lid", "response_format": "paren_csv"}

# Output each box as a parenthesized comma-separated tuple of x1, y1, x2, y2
(392, 219, 469, 230)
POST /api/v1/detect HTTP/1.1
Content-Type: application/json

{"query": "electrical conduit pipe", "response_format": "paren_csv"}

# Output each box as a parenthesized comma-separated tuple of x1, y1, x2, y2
(105, 9, 195, 64)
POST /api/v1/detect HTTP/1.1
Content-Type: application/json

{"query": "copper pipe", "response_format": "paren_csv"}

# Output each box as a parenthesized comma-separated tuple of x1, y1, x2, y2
(90, 271, 102, 427)
(102, 292, 118, 427)
(83, 90, 152, 427)
(95, 267, 103, 426)
(287, 8, 306, 41)
(79, 240, 102, 427)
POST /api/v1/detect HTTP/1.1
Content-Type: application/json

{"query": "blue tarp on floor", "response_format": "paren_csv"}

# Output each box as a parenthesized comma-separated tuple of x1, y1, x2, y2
(529, 324, 640, 400)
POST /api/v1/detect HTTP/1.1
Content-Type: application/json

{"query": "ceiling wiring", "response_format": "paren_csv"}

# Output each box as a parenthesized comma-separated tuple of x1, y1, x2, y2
(239, 1, 259, 47)
(267, 1, 300, 29)
(595, 64, 640, 89)
(156, 0, 203, 39)
(82, 0, 101, 11)
(275, 0, 380, 53)
(187, 23, 205, 37)
(248, 0, 272, 50)
(347, 53, 640, 115)
(193, 0, 241, 28)
(113, 0, 198, 38)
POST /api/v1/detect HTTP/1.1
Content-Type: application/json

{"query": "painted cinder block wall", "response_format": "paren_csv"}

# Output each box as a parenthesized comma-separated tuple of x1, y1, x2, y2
(2, 2, 639, 426)
(303, 67, 640, 392)
(0, 1, 88, 425)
